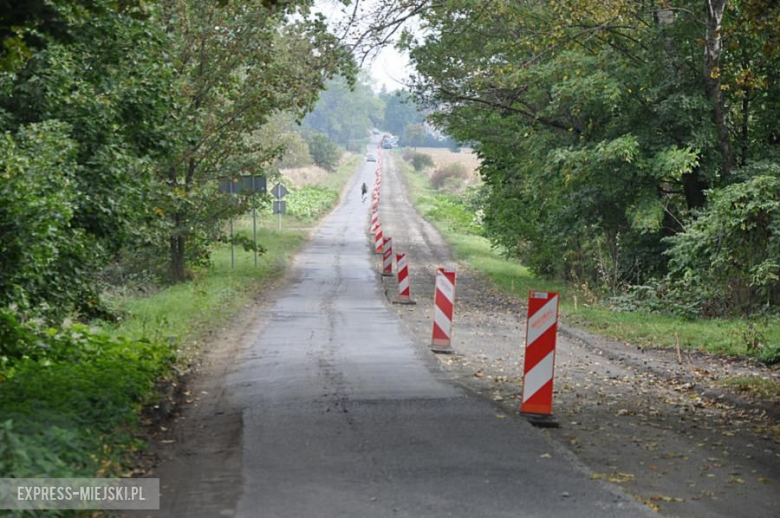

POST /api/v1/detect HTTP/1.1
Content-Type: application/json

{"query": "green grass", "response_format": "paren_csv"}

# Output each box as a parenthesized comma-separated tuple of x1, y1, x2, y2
(104, 224, 307, 356)
(394, 151, 780, 363)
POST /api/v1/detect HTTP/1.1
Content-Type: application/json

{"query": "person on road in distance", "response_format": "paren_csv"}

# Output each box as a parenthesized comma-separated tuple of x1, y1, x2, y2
(361, 182, 367, 202)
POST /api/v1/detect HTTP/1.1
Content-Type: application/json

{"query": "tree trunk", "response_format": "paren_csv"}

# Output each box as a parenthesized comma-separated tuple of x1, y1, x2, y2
(682, 168, 708, 209)
(170, 233, 186, 282)
(703, 0, 735, 177)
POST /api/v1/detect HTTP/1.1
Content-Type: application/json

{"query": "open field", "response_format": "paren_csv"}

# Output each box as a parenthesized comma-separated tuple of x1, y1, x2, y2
(411, 147, 481, 179)
(281, 152, 358, 188)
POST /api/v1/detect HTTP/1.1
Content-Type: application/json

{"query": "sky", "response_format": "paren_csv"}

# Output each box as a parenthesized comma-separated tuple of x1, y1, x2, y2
(368, 45, 411, 92)
(314, 0, 414, 92)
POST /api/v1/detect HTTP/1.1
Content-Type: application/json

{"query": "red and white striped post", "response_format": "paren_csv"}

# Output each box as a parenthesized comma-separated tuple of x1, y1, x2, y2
(374, 225, 383, 254)
(520, 291, 560, 423)
(382, 237, 393, 276)
(394, 252, 415, 304)
(370, 211, 379, 234)
(430, 268, 456, 353)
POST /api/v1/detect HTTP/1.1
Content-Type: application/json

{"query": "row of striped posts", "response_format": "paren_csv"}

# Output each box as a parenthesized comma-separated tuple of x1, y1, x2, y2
(367, 142, 560, 424)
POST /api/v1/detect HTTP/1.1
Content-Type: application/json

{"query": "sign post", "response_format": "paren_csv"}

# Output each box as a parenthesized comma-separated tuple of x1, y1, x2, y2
(218, 175, 267, 268)
(271, 183, 289, 231)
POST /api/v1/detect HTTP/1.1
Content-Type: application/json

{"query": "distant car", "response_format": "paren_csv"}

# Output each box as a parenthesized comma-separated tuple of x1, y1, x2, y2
(372, 129, 380, 135)
(366, 154, 376, 162)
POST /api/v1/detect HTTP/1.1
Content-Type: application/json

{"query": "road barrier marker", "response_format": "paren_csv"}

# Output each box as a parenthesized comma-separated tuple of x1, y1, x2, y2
(430, 268, 456, 353)
(370, 211, 379, 233)
(374, 225, 383, 254)
(393, 252, 416, 304)
(520, 291, 560, 428)
(382, 237, 393, 276)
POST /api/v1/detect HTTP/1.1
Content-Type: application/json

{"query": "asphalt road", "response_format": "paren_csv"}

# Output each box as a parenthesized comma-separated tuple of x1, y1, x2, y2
(149, 139, 654, 517)
(222, 140, 648, 517)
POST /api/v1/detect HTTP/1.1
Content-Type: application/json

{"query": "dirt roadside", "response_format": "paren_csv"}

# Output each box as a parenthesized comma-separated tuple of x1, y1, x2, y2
(376, 151, 780, 517)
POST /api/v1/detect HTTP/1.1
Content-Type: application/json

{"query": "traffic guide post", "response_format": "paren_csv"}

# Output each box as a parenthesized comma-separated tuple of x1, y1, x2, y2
(520, 291, 561, 428)
(271, 183, 289, 232)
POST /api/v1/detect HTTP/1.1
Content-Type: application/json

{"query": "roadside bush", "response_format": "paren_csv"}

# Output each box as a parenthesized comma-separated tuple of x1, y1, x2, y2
(430, 163, 468, 190)
(277, 132, 313, 169)
(0, 122, 105, 322)
(664, 174, 780, 316)
(411, 153, 435, 172)
(306, 133, 342, 172)
(286, 186, 339, 221)
(423, 193, 484, 236)
(0, 309, 174, 477)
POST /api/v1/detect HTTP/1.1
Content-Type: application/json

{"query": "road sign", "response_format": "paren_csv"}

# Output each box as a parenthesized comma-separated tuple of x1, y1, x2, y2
(273, 200, 286, 214)
(271, 183, 288, 199)
(218, 175, 266, 195)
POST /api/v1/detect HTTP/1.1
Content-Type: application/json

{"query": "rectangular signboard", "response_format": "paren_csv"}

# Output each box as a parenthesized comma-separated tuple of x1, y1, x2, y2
(218, 176, 267, 195)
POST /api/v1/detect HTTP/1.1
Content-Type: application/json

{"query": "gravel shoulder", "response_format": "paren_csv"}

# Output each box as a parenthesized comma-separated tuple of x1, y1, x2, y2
(377, 151, 780, 517)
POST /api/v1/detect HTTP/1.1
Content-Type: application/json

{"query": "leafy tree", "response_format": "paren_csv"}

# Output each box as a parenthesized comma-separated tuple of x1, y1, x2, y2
(364, 0, 780, 312)
(0, 0, 176, 319)
(402, 123, 425, 149)
(303, 74, 383, 148)
(157, 0, 355, 280)
(410, 152, 434, 171)
(665, 169, 780, 314)
(381, 89, 423, 136)
(307, 133, 343, 172)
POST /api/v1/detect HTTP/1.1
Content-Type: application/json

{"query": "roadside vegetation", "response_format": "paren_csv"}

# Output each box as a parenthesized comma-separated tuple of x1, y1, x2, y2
(0, 149, 358, 482)
(355, 0, 780, 367)
(397, 152, 780, 365)
(0, 0, 369, 483)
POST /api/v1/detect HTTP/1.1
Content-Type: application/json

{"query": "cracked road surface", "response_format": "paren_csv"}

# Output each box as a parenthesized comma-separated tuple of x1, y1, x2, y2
(148, 139, 652, 517)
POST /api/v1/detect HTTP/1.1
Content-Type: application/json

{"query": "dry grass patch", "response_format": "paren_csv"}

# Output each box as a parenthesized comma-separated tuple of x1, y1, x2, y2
(282, 153, 357, 188)
(413, 147, 481, 180)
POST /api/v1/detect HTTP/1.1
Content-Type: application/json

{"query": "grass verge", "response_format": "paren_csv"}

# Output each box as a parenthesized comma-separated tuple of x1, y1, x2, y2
(395, 151, 780, 364)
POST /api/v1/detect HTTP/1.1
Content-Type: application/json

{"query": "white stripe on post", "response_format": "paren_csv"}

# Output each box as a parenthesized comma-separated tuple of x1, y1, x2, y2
(522, 351, 555, 403)
(526, 295, 559, 345)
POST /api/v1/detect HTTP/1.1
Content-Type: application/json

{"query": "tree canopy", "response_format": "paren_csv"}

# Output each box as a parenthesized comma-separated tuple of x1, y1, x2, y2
(0, 0, 355, 320)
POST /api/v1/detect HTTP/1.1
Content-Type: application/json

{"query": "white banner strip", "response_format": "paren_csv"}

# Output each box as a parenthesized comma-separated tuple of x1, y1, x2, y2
(526, 295, 558, 346)
(522, 351, 555, 403)
(435, 275, 455, 304)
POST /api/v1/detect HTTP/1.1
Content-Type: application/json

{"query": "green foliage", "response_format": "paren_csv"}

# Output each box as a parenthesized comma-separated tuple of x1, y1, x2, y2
(286, 186, 339, 221)
(158, 0, 355, 281)
(409, 152, 434, 171)
(380, 89, 423, 136)
(0, 1, 173, 320)
(402, 123, 426, 148)
(393, 0, 780, 314)
(306, 133, 343, 172)
(430, 163, 468, 191)
(304, 75, 383, 146)
(665, 174, 780, 314)
(397, 148, 779, 363)
(422, 193, 484, 236)
(0, 121, 103, 321)
(0, 309, 174, 477)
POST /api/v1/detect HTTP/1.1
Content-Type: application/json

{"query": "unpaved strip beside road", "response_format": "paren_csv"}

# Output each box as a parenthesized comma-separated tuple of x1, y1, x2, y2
(378, 151, 780, 517)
